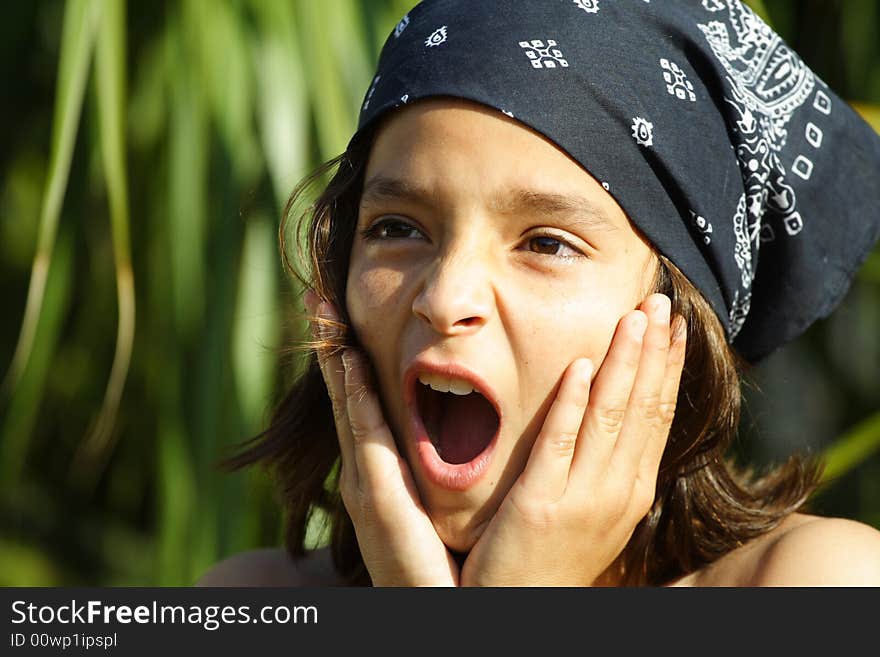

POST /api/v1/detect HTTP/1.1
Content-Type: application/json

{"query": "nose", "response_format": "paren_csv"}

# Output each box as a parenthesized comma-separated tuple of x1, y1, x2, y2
(412, 248, 493, 336)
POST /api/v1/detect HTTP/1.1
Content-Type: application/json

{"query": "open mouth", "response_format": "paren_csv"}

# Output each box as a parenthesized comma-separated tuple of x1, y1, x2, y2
(415, 375, 501, 465)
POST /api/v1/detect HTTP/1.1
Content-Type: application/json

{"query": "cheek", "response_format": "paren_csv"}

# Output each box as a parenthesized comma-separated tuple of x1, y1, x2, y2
(346, 261, 407, 356)
(530, 293, 629, 367)
(506, 293, 626, 446)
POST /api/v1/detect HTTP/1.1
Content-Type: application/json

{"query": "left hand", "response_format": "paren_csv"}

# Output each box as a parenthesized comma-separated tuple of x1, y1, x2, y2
(460, 293, 687, 586)
(304, 293, 459, 586)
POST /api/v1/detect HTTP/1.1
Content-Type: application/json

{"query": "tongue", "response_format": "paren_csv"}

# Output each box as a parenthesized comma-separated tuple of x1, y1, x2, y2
(435, 392, 499, 465)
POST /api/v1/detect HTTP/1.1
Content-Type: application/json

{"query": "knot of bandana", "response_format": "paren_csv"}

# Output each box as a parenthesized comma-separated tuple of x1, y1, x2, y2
(354, 0, 880, 363)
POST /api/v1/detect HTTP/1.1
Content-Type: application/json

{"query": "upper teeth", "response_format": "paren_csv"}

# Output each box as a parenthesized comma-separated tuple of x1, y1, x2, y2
(418, 373, 477, 396)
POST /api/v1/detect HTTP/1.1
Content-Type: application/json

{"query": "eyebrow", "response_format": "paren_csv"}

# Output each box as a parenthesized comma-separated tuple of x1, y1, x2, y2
(359, 175, 619, 232)
(360, 176, 441, 208)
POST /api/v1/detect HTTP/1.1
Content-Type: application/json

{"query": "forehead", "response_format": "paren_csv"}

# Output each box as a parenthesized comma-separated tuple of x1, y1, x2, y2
(363, 98, 644, 237)
(366, 98, 591, 182)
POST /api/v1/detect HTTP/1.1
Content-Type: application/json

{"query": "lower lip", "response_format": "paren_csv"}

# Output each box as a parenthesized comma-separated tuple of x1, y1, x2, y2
(408, 400, 500, 492)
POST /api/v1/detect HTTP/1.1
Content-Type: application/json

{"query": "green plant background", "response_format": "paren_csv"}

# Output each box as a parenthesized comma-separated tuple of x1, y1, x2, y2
(1, 0, 878, 586)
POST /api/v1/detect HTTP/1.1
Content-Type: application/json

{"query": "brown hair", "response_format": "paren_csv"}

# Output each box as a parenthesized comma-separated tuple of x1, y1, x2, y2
(226, 131, 822, 586)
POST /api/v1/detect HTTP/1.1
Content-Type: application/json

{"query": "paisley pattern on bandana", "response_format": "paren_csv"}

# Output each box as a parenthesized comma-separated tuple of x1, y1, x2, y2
(362, 75, 381, 112)
(660, 58, 696, 102)
(631, 117, 654, 147)
(573, 0, 600, 14)
(519, 40, 569, 69)
(690, 210, 714, 246)
(425, 26, 447, 47)
(697, 0, 828, 338)
(394, 14, 410, 38)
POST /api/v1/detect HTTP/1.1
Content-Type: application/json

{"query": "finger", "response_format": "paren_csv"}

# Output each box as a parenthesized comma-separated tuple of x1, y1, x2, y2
(517, 358, 593, 502)
(314, 303, 356, 480)
(609, 294, 672, 481)
(570, 309, 647, 483)
(303, 288, 319, 315)
(637, 313, 687, 485)
(342, 349, 413, 493)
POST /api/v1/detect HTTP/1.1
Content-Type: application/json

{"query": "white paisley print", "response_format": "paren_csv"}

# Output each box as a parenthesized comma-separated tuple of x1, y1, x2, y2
(697, 0, 827, 338)
(573, 0, 600, 13)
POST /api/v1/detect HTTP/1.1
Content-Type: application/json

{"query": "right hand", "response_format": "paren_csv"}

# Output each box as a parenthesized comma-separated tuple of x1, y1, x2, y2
(306, 292, 460, 586)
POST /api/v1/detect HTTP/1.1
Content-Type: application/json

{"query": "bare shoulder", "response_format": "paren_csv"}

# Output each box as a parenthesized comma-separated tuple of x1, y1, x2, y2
(670, 513, 880, 587)
(194, 547, 343, 587)
(751, 514, 880, 586)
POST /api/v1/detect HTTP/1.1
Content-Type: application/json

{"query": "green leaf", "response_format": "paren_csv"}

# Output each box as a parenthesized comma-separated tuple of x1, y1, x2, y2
(859, 249, 880, 285)
(187, 0, 261, 185)
(2, 0, 100, 395)
(298, 0, 363, 160)
(167, 13, 208, 337)
(73, 0, 136, 480)
(249, 0, 309, 209)
(1, 230, 74, 488)
(0, 540, 63, 586)
(232, 213, 279, 433)
(742, 0, 774, 27)
(851, 102, 880, 134)
(820, 411, 880, 483)
(156, 413, 197, 586)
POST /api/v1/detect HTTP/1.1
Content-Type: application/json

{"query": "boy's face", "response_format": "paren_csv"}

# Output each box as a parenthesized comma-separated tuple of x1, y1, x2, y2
(346, 99, 656, 552)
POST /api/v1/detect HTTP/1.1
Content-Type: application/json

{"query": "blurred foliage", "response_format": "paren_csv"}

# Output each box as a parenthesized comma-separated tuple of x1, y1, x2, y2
(0, 0, 878, 586)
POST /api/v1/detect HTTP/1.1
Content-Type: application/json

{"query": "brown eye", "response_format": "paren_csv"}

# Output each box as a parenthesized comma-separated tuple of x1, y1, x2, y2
(379, 221, 417, 239)
(361, 218, 423, 241)
(522, 233, 585, 259)
(529, 236, 564, 255)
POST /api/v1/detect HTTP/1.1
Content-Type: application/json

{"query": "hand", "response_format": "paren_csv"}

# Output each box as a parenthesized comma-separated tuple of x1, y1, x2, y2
(305, 292, 459, 586)
(460, 293, 686, 586)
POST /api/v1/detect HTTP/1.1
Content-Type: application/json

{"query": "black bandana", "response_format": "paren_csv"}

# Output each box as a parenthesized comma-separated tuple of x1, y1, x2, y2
(353, 0, 880, 363)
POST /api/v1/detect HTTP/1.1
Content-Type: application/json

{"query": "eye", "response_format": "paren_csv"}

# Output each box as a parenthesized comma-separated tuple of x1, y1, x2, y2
(360, 217, 425, 241)
(523, 233, 585, 259)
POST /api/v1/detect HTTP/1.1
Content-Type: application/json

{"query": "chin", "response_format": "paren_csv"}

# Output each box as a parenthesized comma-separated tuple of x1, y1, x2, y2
(401, 419, 534, 555)
(420, 482, 508, 553)
(429, 509, 488, 553)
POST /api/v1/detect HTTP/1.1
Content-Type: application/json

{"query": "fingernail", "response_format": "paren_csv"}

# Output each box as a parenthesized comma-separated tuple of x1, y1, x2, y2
(581, 358, 594, 385)
(653, 294, 671, 323)
(632, 311, 648, 339)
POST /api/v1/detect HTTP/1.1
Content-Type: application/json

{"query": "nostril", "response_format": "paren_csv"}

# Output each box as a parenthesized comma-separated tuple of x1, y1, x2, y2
(416, 315, 484, 334)
(411, 282, 492, 334)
